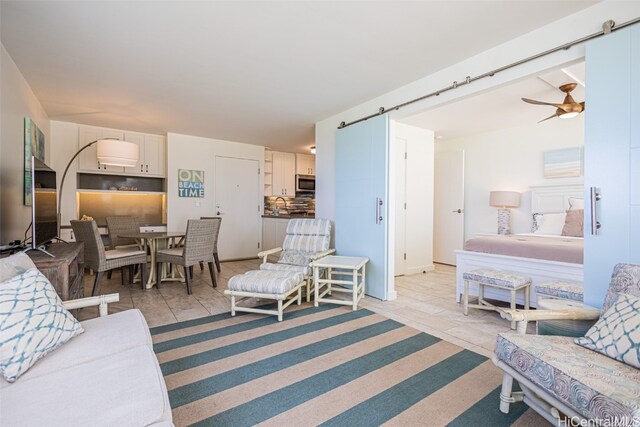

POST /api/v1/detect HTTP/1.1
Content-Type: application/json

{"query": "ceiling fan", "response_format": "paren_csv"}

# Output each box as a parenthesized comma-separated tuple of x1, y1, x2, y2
(522, 83, 585, 123)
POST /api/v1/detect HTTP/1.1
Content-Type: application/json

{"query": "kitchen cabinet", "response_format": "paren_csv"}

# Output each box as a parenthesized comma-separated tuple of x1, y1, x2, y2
(77, 126, 165, 177)
(124, 133, 165, 177)
(77, 127, 125, 173)
(271, 151, 295, 197)
(262, 217, 289, 251)
(296, 153, 315, 176)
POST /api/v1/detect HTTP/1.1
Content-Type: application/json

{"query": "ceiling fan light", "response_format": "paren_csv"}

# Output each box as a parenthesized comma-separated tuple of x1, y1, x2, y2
(559, 112, 579, 119)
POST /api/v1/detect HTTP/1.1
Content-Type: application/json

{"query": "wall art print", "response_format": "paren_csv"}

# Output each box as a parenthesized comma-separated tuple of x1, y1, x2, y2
(24, 117, 45, 206)
(178, 169, 205, 198)
(543, 147, 583, 178)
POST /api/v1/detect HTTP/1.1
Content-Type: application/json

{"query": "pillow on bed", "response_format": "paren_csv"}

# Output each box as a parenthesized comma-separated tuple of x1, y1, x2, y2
(562, 209, 584, 237)
(532, 212, 567, 235)
(569, 197, 584, 210)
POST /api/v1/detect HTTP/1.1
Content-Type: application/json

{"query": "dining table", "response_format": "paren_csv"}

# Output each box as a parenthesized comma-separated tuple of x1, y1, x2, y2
(119, 231, 185, 288)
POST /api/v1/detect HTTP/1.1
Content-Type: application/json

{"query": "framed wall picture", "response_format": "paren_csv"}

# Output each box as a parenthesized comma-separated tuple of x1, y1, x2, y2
(178, 169, 205, 198)
(24, 117, 46, 206)
(543, 147, 583, 178)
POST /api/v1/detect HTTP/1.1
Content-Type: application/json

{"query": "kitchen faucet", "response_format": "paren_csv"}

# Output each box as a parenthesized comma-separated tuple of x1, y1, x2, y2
(273, 197, 287, 215)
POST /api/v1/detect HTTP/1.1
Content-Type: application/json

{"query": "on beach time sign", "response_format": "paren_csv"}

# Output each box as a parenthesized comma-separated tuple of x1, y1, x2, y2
(178, 169, 205, 198)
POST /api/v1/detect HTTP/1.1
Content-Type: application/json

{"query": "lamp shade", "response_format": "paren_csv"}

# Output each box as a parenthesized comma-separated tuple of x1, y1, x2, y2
(489, 191, 520, 208)
(96, 139, 139, 167)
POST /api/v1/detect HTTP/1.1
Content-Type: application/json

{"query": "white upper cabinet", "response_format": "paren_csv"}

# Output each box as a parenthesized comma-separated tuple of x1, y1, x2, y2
(77, 126, 165, 177)
(78, 127, 125, 173)
(296, 153, 315, 176)
(123, 133, 165, 176)
(271, 151, 296, 197)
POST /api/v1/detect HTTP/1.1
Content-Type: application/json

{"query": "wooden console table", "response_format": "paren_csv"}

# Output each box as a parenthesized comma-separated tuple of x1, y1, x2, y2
(27, 243, 84, 301)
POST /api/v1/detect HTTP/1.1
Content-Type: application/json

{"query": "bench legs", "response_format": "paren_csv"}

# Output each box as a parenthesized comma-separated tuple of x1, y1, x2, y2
(226, 282, 303, 322)
(463, 280, 530, 330)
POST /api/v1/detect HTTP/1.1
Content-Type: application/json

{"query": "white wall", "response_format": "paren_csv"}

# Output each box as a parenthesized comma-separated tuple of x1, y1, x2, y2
(0, 44, 50, 244)
(392, 122, 434, 276)
(315, 2, 639, 223)
(166, 132, 264, 231)
(435, 116, 583, 241)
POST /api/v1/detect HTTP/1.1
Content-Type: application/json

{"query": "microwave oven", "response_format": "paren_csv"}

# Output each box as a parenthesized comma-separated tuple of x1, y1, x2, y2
(295, 174, 315, 193)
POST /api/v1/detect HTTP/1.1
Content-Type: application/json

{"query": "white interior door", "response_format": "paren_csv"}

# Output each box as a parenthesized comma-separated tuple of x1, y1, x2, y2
(394, 137, 407, 276)
(336, 115, 389, 300)
(214, 156, 260, 260)
(433, 150, 465, 265)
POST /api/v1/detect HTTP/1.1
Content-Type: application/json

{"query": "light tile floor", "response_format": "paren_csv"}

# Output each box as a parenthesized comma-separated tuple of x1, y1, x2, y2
(79, 261, 521, 358)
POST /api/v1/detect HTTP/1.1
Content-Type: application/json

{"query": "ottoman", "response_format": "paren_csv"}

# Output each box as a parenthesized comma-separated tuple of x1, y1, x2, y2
(224, 270, 305, 321)
(535, 280, 584, 303)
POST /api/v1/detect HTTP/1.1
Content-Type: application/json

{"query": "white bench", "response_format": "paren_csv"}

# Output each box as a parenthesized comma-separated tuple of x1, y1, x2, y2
(463, 268, 531, 329)
(224, 270, 305, 321)
(535, 279, 584, 303)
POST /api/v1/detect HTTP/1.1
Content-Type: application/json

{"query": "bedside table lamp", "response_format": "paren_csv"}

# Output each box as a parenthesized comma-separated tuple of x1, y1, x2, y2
(489, 190, 520, 235)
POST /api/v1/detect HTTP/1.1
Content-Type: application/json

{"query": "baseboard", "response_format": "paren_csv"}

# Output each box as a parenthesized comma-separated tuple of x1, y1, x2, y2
(405, 264, 435, 275)
(387, 290, 398, 301)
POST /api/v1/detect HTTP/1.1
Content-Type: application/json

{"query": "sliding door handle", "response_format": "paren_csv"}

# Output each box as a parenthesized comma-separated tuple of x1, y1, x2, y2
(590, 186, 601, 235)
(375, 198, 384, 224)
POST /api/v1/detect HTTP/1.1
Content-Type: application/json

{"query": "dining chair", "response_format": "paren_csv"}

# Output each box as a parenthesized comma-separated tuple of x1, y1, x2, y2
(105, 216, 141, 250)
(199, 216, 222, 272)
(71, 220, 147, 296)
(156, 219, 217, 294)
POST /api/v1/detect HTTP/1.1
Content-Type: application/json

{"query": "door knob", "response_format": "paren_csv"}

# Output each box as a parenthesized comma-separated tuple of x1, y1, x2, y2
(452, 209, 463, 213)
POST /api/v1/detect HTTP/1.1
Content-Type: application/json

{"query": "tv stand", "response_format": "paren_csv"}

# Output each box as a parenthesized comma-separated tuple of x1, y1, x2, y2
(27, 243, 84, 301)
(23, 245, 55, 258)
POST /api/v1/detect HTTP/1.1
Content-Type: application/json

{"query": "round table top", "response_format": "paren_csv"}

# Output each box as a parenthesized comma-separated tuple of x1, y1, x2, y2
(119, 231, 185, 240)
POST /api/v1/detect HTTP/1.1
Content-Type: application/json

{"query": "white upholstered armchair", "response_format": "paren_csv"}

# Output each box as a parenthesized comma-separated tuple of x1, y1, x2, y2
(257, 218, 334, 302)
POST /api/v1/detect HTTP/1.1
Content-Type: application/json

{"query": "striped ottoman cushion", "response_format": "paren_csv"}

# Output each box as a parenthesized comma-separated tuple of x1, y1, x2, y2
(536, 280, 584, 301)
(228, 270, 304, 295)
(463, 269, 531, 289)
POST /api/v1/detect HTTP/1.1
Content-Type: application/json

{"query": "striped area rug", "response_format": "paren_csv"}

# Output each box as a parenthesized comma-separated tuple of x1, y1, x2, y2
(150, 304, 539, 427)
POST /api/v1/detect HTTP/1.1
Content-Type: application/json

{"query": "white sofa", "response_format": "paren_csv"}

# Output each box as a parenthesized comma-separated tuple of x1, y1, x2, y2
(0, 255, 173, 426)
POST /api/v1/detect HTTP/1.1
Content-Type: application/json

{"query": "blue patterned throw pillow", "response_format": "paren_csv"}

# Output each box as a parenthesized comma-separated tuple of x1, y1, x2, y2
(0, 268, 83, 382)
(575, 294, 640, 369)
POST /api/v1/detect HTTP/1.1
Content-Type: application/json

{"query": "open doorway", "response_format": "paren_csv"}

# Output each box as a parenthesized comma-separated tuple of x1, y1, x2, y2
(391, 61, 585, 270)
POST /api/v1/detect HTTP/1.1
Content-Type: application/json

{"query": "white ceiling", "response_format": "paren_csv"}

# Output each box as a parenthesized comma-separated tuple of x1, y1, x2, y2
(400, 62, 586, 140)
(0, 1, 598, 152)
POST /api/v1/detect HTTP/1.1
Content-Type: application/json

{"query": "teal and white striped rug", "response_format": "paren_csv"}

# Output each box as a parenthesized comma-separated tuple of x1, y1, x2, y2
(150, 304, 542, 426)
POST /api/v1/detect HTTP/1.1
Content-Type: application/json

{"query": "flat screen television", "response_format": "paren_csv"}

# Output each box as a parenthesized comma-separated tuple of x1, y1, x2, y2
(31, 156, 58, 250)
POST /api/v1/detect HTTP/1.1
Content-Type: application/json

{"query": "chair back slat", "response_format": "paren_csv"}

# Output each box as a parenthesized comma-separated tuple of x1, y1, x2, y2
(70, 220, 106, 268)
(184, 219, 216, 265)
(106, 216, 140, 248)
(200, 217, 222, 252)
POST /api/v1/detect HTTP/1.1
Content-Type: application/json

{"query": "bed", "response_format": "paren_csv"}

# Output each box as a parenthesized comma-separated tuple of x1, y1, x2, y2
(455, 184, 584, 308)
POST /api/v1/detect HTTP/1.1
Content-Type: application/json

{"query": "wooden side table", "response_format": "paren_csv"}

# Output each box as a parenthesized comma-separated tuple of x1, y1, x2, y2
(311, 255, 368, 311)
(27, 242, 84, 301)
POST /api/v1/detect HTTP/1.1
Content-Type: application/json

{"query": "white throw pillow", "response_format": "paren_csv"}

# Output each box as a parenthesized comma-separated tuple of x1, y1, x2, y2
(568, 197, 585, 210)
(0, 268, 83, 382)
(0, 252, 37, 283)
(533, 212, 567, 235)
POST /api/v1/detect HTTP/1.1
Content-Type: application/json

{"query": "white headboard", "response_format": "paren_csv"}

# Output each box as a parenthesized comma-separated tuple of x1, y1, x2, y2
(530, 184, 584, 213)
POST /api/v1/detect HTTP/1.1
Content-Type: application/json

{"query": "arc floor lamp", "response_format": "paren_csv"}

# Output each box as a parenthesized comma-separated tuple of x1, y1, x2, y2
(57, 138, 139, 236)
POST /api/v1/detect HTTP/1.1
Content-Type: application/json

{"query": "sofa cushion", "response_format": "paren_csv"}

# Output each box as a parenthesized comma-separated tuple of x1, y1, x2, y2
(0, 309, 151, 389)
(576, 294, 640, 369)
(0, 345, 172, 427)
(602, 263, 640, 314)
(495, 333, 640, 423)
(0, 268, 83, 382)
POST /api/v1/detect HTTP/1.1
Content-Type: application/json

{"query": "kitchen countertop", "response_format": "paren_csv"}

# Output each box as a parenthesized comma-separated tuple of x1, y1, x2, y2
(262, 214, 315, 219)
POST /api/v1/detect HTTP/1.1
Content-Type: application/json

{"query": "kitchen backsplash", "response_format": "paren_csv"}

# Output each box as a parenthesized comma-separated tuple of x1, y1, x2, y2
(265, 194, 315, 215)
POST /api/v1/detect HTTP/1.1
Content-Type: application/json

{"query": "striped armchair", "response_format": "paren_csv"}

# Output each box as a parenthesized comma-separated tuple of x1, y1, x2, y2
(258, 218, 334, 302)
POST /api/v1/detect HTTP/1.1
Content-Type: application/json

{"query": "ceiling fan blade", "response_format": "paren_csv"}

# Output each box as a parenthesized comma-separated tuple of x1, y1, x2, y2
(537, 113, 558, 123)
(521, 98, 558, 106)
